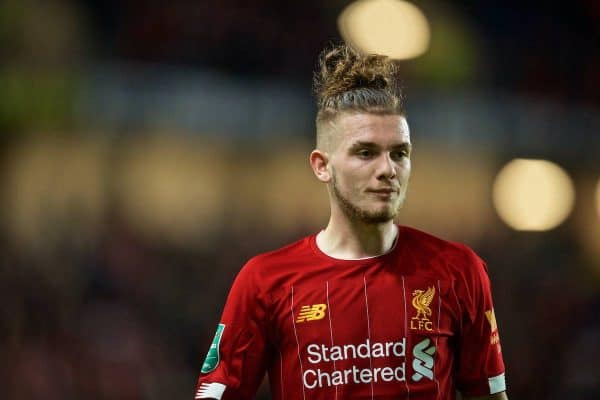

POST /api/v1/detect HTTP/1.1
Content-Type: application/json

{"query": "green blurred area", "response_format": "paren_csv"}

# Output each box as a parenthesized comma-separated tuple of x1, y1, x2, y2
(0, 0, 86, 136)
(0, 68, 80, 134)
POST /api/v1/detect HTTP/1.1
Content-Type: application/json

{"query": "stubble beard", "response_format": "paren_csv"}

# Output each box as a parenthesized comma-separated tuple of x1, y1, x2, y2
(331, 171, 405, 225)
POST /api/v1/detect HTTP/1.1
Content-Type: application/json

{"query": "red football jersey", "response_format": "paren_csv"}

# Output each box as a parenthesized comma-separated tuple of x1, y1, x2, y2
(195, 226, 506, 400)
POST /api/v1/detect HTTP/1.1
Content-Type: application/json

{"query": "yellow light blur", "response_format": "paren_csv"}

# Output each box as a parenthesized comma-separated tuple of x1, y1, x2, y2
(117, 136, 225, 244)
(338, 0, 430, 60)
(3, 138, 108, 248)
(492, 159, 575, 231)
(596, 179, 600, 221)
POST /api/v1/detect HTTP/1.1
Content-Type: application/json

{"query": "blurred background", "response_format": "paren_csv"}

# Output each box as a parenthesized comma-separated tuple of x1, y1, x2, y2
(0, 0, 598, 399)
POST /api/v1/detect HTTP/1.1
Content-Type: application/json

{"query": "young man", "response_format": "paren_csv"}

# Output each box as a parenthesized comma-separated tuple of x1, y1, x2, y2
(194, 44, 508, 400)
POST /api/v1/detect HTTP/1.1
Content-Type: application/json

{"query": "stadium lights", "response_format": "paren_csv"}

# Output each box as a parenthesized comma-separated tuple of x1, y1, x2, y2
(117, 137, 225, 243)
(338, 0, 430, 60)
(596, 179, 600, 222)
(492, 159, 575, 231)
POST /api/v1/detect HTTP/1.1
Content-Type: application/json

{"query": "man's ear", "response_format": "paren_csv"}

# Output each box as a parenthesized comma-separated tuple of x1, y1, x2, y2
(309, 150, 331, 183)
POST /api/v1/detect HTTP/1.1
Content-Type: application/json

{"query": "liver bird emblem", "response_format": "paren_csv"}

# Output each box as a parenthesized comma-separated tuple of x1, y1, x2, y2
(412, 286, 435, 320)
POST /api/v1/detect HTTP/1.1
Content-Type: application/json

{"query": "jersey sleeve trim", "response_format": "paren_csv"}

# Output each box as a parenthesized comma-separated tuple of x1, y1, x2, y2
(488, 373, 506, 394)
(195, 382, 226, 399)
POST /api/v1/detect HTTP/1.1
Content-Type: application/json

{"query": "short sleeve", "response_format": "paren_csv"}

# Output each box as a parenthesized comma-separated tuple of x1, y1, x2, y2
(194, 258, 270, 400)
(455, 248, 506, 397)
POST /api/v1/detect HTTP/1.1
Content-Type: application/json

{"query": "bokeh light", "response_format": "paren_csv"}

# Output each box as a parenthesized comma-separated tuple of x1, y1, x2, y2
(338, 0, 430, 60)
(493, 159, 575, 231)
(3, 137, 108, 248)
(596, 178, 600, 222)
(116, 136, 226, 244)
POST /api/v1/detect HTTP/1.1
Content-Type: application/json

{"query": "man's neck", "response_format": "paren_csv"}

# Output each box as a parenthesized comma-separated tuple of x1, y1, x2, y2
(316, 217, 398, 260)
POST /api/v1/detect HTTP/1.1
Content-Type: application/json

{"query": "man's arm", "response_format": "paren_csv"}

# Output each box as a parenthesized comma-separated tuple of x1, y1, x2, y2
(463, 391, 508, 400)
(453, 247, 507, 398)
(194, 258, 269, 399)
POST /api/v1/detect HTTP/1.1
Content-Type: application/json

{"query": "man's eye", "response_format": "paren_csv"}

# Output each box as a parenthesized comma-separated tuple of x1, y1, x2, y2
(392, 151, 408, 160)
(357, 149, 372, 157)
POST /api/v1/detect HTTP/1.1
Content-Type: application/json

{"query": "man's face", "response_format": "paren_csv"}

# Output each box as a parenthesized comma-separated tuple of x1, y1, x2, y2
(328, 113, 412, 224)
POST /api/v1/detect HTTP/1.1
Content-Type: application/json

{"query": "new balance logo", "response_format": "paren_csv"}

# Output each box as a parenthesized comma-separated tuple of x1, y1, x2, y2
(412, 338, 436, 382)
(296, 304, 327, 323)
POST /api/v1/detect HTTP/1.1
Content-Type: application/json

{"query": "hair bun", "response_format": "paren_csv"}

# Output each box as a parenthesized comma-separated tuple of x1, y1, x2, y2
(314, 44, 398, 104)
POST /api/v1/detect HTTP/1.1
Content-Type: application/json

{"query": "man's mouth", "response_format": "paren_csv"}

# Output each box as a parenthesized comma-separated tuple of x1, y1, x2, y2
(367, 188, 398, 194)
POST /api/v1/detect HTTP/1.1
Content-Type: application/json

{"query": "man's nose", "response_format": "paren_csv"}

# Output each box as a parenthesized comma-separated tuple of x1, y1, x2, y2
(377, 153, 397, 180)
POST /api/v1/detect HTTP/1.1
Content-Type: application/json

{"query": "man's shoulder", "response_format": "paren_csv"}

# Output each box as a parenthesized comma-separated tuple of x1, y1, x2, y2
(400, 225, 476, 256)
(399, 225, 485, 273)
(243, 234, 316, 273)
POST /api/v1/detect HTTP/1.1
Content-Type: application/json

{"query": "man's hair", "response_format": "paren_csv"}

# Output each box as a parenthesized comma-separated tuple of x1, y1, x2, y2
(313, 44, 405, 149)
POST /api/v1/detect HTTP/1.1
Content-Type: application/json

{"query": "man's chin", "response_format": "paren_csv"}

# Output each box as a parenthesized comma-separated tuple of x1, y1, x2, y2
(362, 215, 395, 224)
(359, 207, 398, 224)
(332, 183, 403, 224)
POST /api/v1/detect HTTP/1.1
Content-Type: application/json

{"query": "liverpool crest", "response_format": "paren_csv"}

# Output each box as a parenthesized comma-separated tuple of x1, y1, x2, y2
(410, 286, 435, 331)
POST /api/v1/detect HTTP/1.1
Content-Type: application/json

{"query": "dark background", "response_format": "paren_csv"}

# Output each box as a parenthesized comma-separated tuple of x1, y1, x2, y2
(0, 1, 598, 399)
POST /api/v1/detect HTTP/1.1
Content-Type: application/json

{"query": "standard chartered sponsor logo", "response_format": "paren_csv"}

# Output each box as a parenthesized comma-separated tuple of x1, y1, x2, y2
(302, 337, 437, 389)
(306, 339, 407, 363)
(303, 339, 406, 389)
(411, 338, 436, 381)
(303, 365, 407, 389)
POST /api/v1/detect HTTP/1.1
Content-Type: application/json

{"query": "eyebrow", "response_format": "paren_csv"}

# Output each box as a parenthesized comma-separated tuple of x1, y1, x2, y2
(349, 141, 412, 151)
